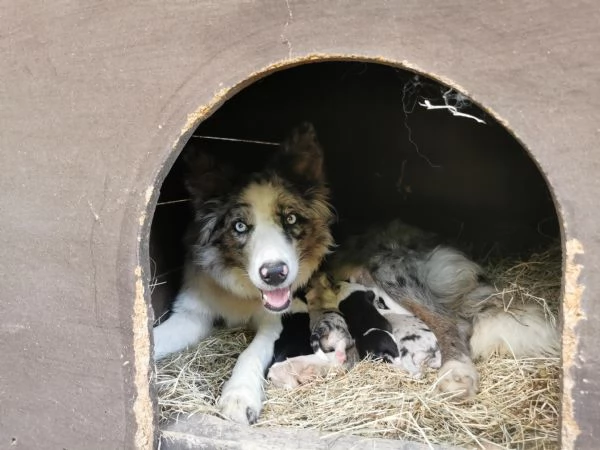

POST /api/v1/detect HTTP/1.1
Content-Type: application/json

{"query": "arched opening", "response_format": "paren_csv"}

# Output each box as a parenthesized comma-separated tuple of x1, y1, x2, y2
(149, 61, 561, 448)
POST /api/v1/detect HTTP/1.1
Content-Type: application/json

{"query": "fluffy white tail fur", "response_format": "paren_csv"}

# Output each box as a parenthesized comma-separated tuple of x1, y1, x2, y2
(470, 302, 559, 359)
(425, 246, 560, 360)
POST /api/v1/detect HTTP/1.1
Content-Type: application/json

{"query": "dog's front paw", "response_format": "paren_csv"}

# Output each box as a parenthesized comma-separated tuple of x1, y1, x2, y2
(218, 383, 262, 425)
(436, 358, 479, 399)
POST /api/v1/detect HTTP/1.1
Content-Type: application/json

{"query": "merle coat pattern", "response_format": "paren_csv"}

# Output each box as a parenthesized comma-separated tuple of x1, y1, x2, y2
(153, 123, 334, 424)
(308, 221, 559, 398)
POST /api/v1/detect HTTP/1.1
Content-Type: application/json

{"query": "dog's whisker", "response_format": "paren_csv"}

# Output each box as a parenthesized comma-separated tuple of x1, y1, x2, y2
(191, 135, 279, 146)
(157, 198, 192, 206)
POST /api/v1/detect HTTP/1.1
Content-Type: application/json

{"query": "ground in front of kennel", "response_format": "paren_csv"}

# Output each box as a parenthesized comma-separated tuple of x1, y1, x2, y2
(1, 1, 599, 449)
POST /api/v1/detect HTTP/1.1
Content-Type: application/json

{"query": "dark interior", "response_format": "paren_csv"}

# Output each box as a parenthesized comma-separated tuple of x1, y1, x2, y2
(149, 61, 559, 317)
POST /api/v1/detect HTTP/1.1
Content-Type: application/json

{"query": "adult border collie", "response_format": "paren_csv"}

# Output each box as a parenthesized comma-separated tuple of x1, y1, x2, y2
(153, 123, 334, 424)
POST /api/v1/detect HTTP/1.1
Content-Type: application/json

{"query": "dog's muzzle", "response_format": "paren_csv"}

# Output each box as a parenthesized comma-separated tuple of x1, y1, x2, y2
(259, 261, 289, 286)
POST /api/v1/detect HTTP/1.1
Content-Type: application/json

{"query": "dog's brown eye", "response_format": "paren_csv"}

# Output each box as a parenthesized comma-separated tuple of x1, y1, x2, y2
(285, 213, 297, 225)
(233, 220, 248, 233)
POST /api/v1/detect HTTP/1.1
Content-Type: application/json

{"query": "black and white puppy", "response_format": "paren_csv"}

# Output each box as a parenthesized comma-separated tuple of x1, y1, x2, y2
(370, 289, 442, 377)
(268, 281, 442, 387)
(338, 281, 441, 377)
(337, 288, 399, 363)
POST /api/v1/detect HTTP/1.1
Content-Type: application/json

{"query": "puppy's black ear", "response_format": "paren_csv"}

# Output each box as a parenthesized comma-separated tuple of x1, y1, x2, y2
(374, 296, 389, 310)
(365, 291, 376, 304)
(183, 150, 235, 209)
(271, 122, 326, 186)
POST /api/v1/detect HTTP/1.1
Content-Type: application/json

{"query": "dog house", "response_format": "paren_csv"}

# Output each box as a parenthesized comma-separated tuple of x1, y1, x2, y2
(2, 1, 599, 449)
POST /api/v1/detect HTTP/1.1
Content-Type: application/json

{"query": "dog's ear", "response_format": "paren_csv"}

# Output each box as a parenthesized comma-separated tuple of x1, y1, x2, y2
(183, 150, 234, 208)
(271, 122, 326, 186)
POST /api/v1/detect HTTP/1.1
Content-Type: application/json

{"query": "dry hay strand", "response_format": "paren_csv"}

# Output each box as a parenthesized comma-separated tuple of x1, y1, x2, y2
(261, 356, 560, 449)
(156, 244, 562, 449)
(155, 328, 255, 422)
(484, 246, 561, 328)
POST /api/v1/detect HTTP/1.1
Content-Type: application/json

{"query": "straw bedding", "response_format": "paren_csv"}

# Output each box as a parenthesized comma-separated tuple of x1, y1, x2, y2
(155, 245, 561, 449)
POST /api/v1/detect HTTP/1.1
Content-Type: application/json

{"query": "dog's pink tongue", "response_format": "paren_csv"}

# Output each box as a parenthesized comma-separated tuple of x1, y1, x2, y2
(262, 288, 291, 308)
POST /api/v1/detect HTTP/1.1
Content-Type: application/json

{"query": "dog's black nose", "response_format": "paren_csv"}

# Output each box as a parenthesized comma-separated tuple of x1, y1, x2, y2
(259, 261, 289, 286)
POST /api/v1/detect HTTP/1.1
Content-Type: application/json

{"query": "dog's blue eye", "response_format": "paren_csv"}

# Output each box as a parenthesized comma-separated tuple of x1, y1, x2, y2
(233, 221, 248, 233)
(285, 213, 297, 225)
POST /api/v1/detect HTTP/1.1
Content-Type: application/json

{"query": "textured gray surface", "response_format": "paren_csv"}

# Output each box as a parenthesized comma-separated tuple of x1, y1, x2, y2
(0, 0, 599, 448)
(161, 414, 460, 450)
